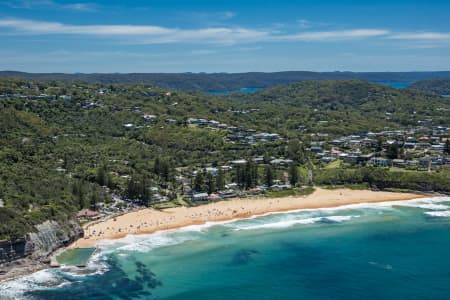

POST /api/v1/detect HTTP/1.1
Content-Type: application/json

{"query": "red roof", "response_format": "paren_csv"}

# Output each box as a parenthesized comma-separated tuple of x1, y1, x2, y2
(77, 210, 100, 218)
(207, 194, 222, 200)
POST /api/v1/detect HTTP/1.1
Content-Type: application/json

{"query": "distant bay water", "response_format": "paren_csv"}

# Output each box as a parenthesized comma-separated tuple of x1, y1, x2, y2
(208, 87, 262, 95)
(208, 82, 411, 95)
(2, 196, 450, 300)
(375, 81, 412, 89)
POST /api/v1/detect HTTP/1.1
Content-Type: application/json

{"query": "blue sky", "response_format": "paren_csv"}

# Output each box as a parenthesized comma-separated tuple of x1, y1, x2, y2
(0, 0, 450, 73)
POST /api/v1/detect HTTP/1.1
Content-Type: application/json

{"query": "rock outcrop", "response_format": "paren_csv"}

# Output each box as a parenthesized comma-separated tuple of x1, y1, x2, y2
(0, 220, 83, 265)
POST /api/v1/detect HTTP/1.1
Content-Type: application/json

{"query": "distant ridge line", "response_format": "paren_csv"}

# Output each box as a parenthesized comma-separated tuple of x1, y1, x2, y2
(1, 70, 450, 92)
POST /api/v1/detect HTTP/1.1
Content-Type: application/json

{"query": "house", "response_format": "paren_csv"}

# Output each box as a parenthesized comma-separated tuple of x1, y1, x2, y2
(406, 160, 419, 166)
(369, 157, 390, 167)
(143, 114, 157, 121)
(247, 187, 264, 195)
(254, 133, 280, 141)
(220, 165, 233, 172)
(330, 139, 345, 146)
(252, 156, 265, 164)
(331, 149, 342, 157)
(230, 159, 247, 165)
(321, 156, 335, 163)
(359, 153, 375, 161)
(205, 167, 219, 175)
(361, 138, 377, 147)
(192, 193, 209, 201)
(97, 88, 109, 95)
(219, 189, 237, 198)
(344, 155, 359, 164)
(76, 210, 100, 219)
(207, 194, 222, 201)
(225, 183, 239, 190)
(392, 159, 406, 167)
(83, 102, 101, 109)
(431, 137, 440, 143)
(270, 159, 294, 166)
(151, 193, 164, 202)
(310, 146, 322, 153)
(59, 95, 72, 101)
(217, 123, 228, 129)
(431, 144, 444, 151)
(419, 158, 431, 169)
(416, 143, 431, 149)
(404, 142, 416, 149)
(271, 184, 292, 191)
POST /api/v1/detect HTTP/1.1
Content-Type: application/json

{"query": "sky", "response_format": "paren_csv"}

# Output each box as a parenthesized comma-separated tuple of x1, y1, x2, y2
(0, 0, 450, 73)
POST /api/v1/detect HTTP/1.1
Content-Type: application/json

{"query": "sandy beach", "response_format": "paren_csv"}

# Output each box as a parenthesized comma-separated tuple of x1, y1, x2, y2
(71, 188, 426, 248)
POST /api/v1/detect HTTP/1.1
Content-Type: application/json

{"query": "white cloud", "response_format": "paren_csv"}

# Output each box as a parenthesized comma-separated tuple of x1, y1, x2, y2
(191, 49, 217, 55)
(389, 32, 450, 40)
(297, 19, 331, 29)
(280, 29, 390, 41)
(0, 18, 271, 44)
(1, 0, 96, 11)
(0, 18, 174, 35)
(297, 19, 312, 29)
(63, 3, 95, 11)
(237, 46, 262, 51)
(182, 11, 237, 21)
(0, 18, 428, 46)
(221, 11, 237, 20)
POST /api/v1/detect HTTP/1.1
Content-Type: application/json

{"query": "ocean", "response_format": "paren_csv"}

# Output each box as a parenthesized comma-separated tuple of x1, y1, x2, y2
(2, 196, 450, 300)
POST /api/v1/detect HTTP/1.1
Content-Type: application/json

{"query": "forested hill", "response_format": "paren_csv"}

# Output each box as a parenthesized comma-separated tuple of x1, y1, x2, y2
(2, 70, 450, 92)
(407, 79, 450, 96)
(0, 78, 449, 242)
(227, 80, 450, 134)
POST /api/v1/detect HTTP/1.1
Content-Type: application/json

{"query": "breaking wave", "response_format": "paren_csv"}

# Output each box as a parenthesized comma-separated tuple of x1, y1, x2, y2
(233, 215, 358, 231)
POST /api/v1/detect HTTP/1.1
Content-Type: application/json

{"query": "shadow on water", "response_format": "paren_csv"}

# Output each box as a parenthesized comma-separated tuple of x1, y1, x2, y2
(228, 249, 260, 266)
(27, 256, 162, 300)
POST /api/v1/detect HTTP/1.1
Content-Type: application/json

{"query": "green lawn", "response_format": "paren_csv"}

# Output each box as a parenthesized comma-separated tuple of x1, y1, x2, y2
(324, 160, 342, 169)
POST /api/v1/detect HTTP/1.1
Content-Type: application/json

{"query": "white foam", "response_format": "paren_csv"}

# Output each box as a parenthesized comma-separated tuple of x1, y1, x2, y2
(231, 197, 450, 220)
(98, 228, 201, 253)
(396, 203, 448, 210)
(96, 217, 252, 253)
(0, 269, 65, 300)
(93, 196, 450, 251)
(234, 215, 358, 231)
(424, 211, 450, 217)
(369, 261, 393, 270)
(325, 215, 355, 222)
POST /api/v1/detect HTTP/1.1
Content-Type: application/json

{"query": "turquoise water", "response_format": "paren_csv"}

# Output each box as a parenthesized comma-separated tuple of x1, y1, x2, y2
(208, 82, 412, 95)
(209, 87, 262, 95)
(56, 248, 97, 267)
(2, 197, 450, 300)
(375, 81, 412, 89)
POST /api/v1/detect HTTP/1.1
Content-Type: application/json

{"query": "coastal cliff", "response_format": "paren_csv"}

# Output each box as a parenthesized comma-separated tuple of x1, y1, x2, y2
(0, 220, 83, 280)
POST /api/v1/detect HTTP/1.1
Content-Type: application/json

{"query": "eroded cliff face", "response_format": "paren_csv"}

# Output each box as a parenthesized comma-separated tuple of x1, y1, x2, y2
(0, 220, 83, 265)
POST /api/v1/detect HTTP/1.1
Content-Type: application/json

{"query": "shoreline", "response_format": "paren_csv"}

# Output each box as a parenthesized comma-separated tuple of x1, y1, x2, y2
(0, 188, 437, 283)
(70, 188, 429, 248)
